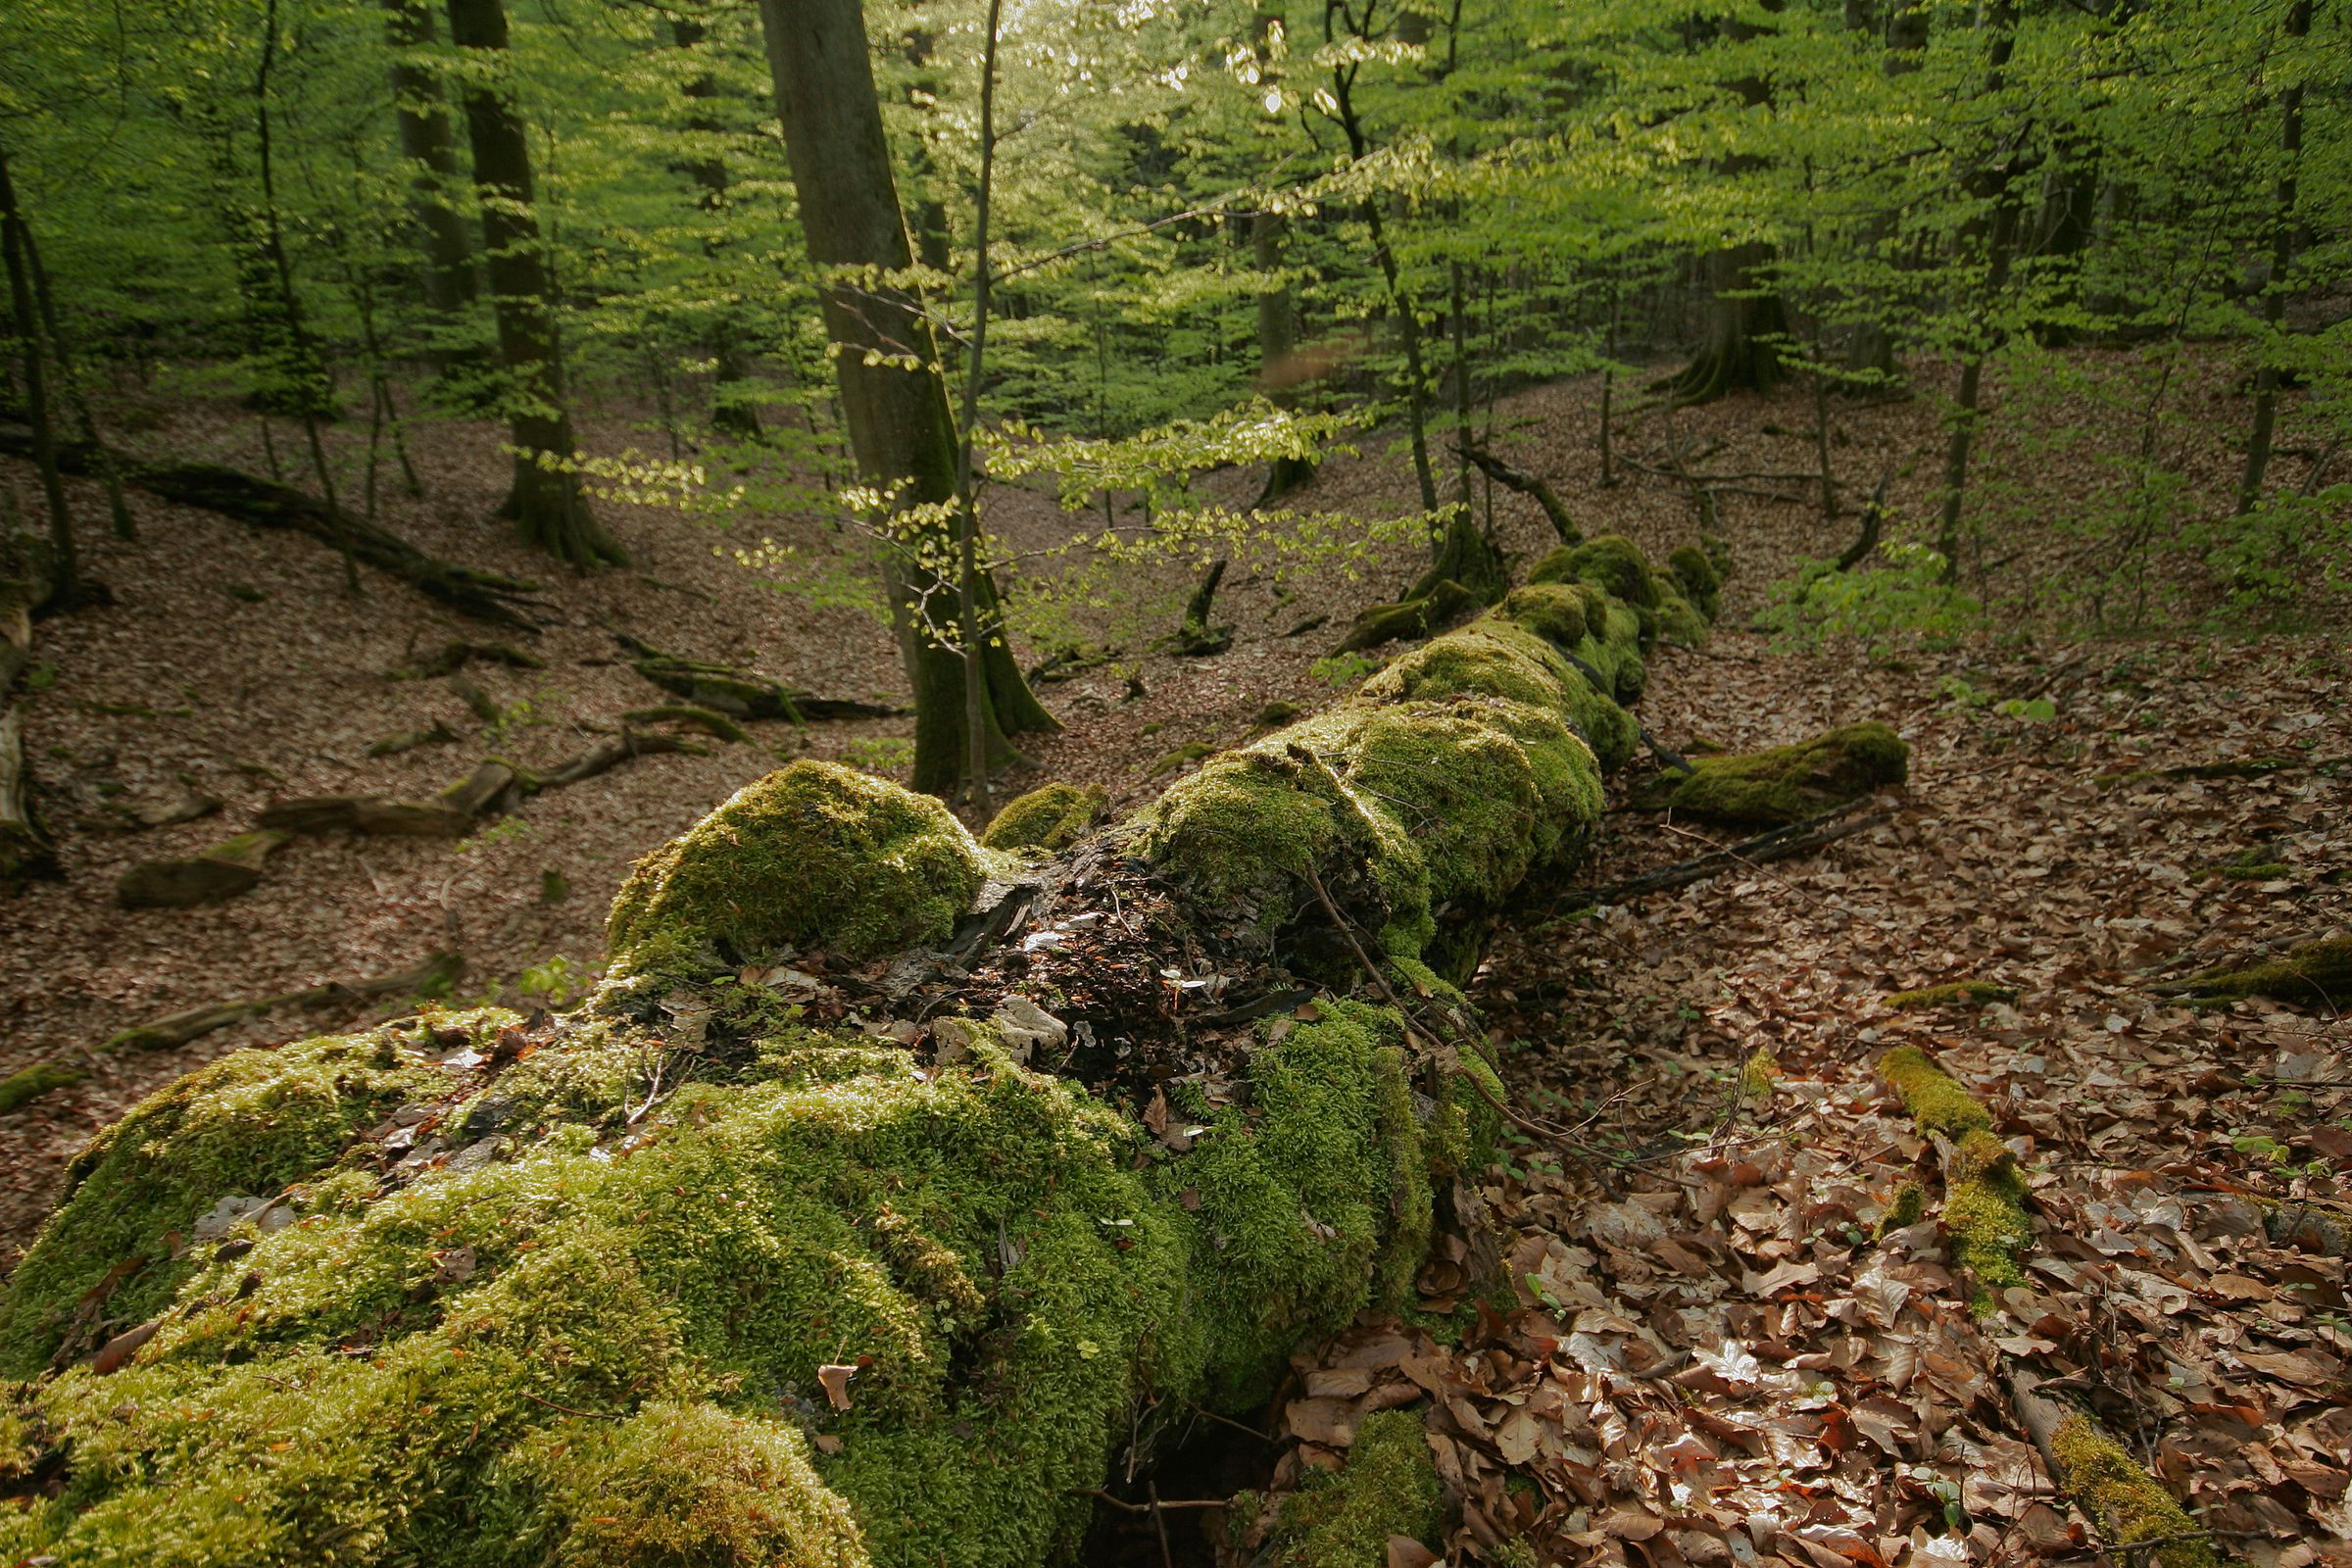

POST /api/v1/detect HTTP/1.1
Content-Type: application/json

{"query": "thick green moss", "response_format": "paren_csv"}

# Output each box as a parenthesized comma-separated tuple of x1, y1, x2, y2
(1946, 1128, 2032, 1311)
(1365, 622, 1637, 773)
(1269, 1408, 1443, 1568)
(1667, 545, 1722, 620)
(2177, 935, 2352, 1004)
(1646, 720, 1908, 825)
(1879, 1046, 1993, 1139)
(608, 760, 981, 962)
(2050, 1414, 2221, 1568)
(1529, 534, 1656, 610)
(1886, 980, 2018, 1009)
(0, 1022, 454, 1378)
(1494, 582, 1589, 649)
(980, 782, 1106, 854)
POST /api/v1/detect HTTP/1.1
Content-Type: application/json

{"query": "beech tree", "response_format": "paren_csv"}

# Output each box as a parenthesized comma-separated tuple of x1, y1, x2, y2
(444, 0, 623, 566)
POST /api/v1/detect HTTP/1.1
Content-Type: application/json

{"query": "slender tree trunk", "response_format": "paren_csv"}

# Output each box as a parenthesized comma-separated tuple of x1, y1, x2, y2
(9, 164, 132, 540)
(0, 144, 73, 608)
(952, 0, 1009, 817)
(754, 0, 1056, 798)
(255, 0, 360, 593)
(1329, 58, 1438, 514)
(380, 0, 478, 331)
(670, 16, 760, 440)
(1935, 0, 2021, 578)
(2236, 0, 2313, 517)
(444, 0, 624, 566)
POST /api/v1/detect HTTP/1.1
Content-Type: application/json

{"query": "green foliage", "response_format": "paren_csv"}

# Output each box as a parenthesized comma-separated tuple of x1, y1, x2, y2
(1762, 546, 1981, 658)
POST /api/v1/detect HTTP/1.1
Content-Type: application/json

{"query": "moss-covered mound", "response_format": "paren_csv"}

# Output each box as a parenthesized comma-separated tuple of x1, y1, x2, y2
(0, 994, 1479, 1568)
(608, 760, 982, 962)
(0, 538, 1706, 1568)
(2050, 1414, 2223, 1568)
(1145, 551, 1671, 966)
(1267, 1408, 1444, 1567)
(980, 782, 1105, 854)
(1642, 719, 1908, 825)
(1879, 1047, 2033, 1315)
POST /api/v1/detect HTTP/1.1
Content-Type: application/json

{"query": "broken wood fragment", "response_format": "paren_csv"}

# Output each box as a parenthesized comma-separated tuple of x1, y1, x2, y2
(116, 829, 290, 908)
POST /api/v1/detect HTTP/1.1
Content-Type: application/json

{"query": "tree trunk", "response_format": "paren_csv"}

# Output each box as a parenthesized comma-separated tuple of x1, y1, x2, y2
(0, 142, 74, 609)
(1670, 241, 1788, 404)
(380, 0, 479, 329)
(444, 0, 624, 566)
(753, 0, 1056, 798)
(1935, 0, 2021, 577)
(2235, 0, 2312, 517)
(1842, 0, 1927, 381)
(670, 15, 761, 440)
(0, 574, 57, 882)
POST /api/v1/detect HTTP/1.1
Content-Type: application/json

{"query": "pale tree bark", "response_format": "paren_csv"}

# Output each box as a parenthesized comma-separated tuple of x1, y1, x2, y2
(754, 0, 1057, 798)
(444, 0, 624, 566)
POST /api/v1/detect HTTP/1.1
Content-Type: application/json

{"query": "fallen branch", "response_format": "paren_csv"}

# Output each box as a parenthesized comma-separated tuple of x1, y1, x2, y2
(0, 954, 464, 1117)
(1459, 440, 1579, 543)
(0, 425, 547, 630)
(262, 727, 708, 841)
(1550, 803, 1890, 912)
(608, 626, 901, 721)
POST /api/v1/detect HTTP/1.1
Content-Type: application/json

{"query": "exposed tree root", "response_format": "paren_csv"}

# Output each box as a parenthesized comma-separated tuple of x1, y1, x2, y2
(0, 953, 463, 1118)
(0, 425, 548, 629)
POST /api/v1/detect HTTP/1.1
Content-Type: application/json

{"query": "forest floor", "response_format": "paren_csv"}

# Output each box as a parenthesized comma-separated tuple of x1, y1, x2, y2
(3, 356, 2348, 1565)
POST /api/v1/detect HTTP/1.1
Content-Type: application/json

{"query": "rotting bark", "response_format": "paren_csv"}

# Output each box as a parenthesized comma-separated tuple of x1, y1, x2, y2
(0, 426, 544, 628)
(260, 724, 710, 840)
(117, 829, 291, 908)
(611, 626, 901, 720)
(0, 535, 1763, 1567)
(0, 954, 464, 1118)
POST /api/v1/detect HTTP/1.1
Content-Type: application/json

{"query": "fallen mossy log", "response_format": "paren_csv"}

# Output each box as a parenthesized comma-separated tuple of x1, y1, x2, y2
(1876, 1049, 2229, 1568)
(612, 626, 902, 722)
(2155, 933, 2349, 1006)
(0, 424, 547, 631)
(0, 954, 465, 1118)
(1635, 719, 1908, 825)
(0, 538, 1742, 1566)
(116, 827, 290, 908)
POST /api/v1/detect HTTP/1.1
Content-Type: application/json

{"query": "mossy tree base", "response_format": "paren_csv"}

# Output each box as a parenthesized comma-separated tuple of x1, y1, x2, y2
(0, 537, 1740, 1568)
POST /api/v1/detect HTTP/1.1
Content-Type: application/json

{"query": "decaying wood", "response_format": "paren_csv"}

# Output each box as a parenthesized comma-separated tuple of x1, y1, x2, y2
(116, 829, 291, 908)
(262, 728, 703, 843)
(0, 954, 464, 1117)
(0, 425, 547, 629)
(609, 625, 901, 721)
(1166, 555, 1233, 657)
(1459, 440, 1580, 543)
(1550, 803, 1889, 914)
